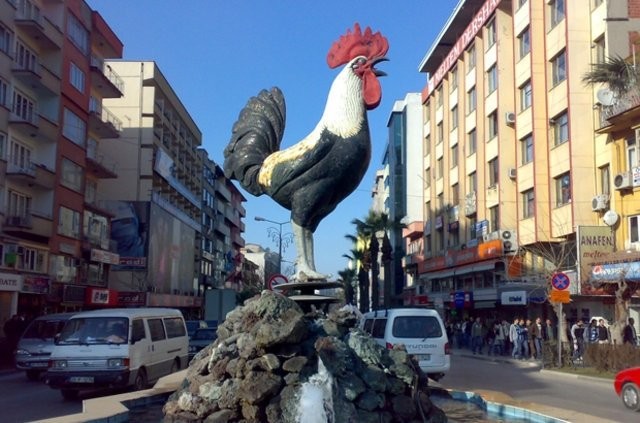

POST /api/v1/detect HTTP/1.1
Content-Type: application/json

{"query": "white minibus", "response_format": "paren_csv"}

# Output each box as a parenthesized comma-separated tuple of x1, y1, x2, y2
(46, 308, 188, 400)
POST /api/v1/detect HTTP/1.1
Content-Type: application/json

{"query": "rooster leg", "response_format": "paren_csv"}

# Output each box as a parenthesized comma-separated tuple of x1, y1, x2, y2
(292, 221, 328, 282)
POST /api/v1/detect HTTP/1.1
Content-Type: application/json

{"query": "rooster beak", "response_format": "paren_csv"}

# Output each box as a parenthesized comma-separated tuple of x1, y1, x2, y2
(371, 57, 388, 77)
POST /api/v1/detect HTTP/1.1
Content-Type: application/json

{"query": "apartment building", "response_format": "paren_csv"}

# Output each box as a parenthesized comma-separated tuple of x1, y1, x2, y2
(0, 0, 124, 322)
(415, 0, 640, 322)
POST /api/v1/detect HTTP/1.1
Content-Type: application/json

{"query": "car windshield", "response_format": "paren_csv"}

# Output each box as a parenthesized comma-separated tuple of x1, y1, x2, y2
(58, 317, 129, 345)
(192, 329, 216, 341)
(392, 316, 443, 339)
(22, 319, 67, 340)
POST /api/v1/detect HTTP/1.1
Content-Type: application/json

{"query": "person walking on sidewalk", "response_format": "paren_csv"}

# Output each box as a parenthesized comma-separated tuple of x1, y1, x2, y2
(529, 317, 543, 360)
(623, 317, 638, 346)
(471, 317, 485, 355)
(571, 319, 586, 359)
(509, 317, 520, 359)
(597, 319, 610, 344)
(492, 321, 505, 355)
(502, 319, 511, 356)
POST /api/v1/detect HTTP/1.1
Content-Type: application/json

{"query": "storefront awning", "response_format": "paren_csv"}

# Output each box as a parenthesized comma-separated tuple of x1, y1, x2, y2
(454, 260, 501, 276)
(424, 269, 455, 280)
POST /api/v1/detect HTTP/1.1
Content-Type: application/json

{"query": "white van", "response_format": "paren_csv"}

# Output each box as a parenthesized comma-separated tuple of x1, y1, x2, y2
(46, 308, 188, 400)
(360, 308, 450, 380)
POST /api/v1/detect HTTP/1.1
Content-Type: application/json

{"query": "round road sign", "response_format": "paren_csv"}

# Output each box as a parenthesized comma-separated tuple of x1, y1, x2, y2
(268, 274, 288, 290)
(551, 272, 570, 291)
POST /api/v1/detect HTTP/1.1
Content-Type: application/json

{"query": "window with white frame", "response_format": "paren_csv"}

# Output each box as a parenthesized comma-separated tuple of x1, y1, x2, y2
(14, 39, 37, 71)
(551, 50, 567, 85)
(521, 133, 533, 164)
(17, 246, 46, 273)
(9, 139, 32, 169)
(486, 19, 496, 49)
(69, 62, 85, 93)
(594, 36, 605, 65)
(555, 172, 571, 206)
(12, 89, 35, 123)
(63, 108, 86, 147)
(7, 190, 31, 218)
(487, 111, 498, 139)
(66, 12, 89, 55)
(626, 135, 638, 170)
(58, 206, 81, 239)
(520, 80, 532, 110)
(0, 23, 11, 55)
(487, 65, 498, 94)
(518, 27, 530, 59)
(61, 158, 83, 192)
(600, 165, 610, 196)
(550, 0, 565, 27)
(552, 112, 569, 145)
(467, 86, 476, 114)
(523, 189, 535, 218)
(630, 215, 640, 244)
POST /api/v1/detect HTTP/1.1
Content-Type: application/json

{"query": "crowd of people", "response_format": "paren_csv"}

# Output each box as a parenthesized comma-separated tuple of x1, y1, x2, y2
(445, 315, 639, 361)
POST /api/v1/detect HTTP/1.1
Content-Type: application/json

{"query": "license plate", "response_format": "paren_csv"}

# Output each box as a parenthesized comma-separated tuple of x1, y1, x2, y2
(69, 376, 94, 383)
(414, 354, 431, 361)
(30, 362, 48, 368)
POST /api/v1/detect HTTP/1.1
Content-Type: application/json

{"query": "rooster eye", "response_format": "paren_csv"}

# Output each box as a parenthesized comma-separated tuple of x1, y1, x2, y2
(351, 57, 367, 70)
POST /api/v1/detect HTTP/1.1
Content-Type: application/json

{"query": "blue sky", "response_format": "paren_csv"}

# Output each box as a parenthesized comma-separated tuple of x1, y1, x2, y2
(87, 0, 459, 279)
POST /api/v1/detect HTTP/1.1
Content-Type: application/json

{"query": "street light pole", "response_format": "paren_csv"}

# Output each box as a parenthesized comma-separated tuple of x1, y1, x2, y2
(254, 216, 289, 275)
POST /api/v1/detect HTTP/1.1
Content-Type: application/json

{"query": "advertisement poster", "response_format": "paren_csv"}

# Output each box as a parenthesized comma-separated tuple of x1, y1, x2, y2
(104, 201, 150, 270)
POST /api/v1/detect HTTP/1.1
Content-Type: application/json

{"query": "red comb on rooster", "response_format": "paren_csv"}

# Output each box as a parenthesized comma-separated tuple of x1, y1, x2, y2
(224, 24, 388, 282)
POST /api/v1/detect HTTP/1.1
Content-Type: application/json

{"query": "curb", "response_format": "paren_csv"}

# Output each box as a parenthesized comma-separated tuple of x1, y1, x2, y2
(539, 369, 613, 385)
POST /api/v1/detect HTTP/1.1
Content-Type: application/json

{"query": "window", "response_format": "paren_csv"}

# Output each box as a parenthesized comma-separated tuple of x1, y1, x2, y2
(467, 87, 477, 114)
(521, 134, 534, 164)
(551, 50, 567, 85)
(467, 44, 476, 73)
(467, 129, 477, 156)
(424, 101, 431, 124)
(520, 80, 532, 110)
(452, 184, 459, 205)
(424, 134, 431, 156)
(437, 85, 443, 107)
(518, 0, 528, 9)
(0, 131, 6, 160)
(70, 62, 85, 93)
(436, 157, 443, 178)
(424, 168, 431, 188)
(630, 215, 640, 244)
(450, 66, 458, 92)
(488, 158, 499, 187)
(58, 206, 81, 239)
(164, 317, 187, 338)
(523, 189, 535, 218)
(0, 23, 12, 55)
(437, 122, 443, 144)
(552, 112, 569, 145)
(555, 172, 571, 206)
(0, 77, 8, 107)
(451, 144, 458, 168)
(592, 0, 603, 8)
(486, 19, 496, 49)
(372, 319, 387, 339)
(7, 190, 31, 218)
(67, 12, 89, 54)
(14, 40, 37, 72)
(550, 0, 565, 27)
(61, 158, 83, 192)
(594, 36, 605, 65)
(600, 165, 610, 196)
(147, 318, 166, 342)
(63, 108, 86, 147)
(518, 27, 530, 59)
(627, 135, 639, 170)
(451, 106, 458, 130)
(16, 246, 46, 273)
(9, 139, 32, 169)
(489, 206, 499, 232)
(487, 66, 498, 93)
(12, 89, 35, 123)
(468, 172, 477, 192)
(487, 111, 498, 139)
(131, 319, 146, 341)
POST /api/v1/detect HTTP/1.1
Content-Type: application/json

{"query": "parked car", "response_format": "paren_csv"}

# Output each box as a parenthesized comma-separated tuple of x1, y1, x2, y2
(188, 328, 217, 361)
(14, 313, 76, 381)
(185, 320, 208, 338)
(614, 367, 640, 411)
(360, 308, 450, 381)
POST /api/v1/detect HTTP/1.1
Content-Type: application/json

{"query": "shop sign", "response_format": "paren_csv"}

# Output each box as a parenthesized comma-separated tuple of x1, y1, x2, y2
(22, 276, 50, 294)
(0, 272, 22, 292)
(118, 291, 147, 306)
(119, 257, 147, 267)
(451, 291, 473, 308)
(90, 249, 120, 265)
(578, 226, 615, 284)
(591, 261, 640, 282)
(549, 290, 570, 304)
(501, 291, 527, 306)
(86, 287, 118, 306)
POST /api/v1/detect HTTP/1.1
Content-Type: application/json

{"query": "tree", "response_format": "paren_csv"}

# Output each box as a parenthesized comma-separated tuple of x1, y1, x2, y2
(337, 267, 356, 305)
(343, 247, 370, 313)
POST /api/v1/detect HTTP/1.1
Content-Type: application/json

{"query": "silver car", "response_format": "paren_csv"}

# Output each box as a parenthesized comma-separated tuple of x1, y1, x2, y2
(14, 313, 75, 381)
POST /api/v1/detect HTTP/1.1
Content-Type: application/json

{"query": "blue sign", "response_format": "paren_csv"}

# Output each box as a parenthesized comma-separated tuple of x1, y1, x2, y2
(551, 272, 570, 290)
(592, 262, 640, 282)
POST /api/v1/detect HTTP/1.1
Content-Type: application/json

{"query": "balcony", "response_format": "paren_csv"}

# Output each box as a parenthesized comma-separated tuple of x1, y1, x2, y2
(6, 160, 55, 189)
(86, 143, 117, 178)
(88, 100, 122, 138)
(9, 108, 38, 137)
(14, 7, 62, 51)
(89, 56, 124, 98)
(599, 86, 640, 130)
(12, 57, 59, 96)
(4, 212, 53, 240)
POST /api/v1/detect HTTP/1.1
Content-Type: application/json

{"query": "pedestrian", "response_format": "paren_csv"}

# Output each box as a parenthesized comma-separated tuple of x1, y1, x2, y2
(492, 321, 505, 355)
(570, 319, 586, 359)
(623, 317, 638, 346)
(509, 317, 520, 359)
(517, 318, 529, 360)
(471, 317, 484, 355)
(464, 317, 472, 350)
(530, 317, 543, 360)
(597, 319, 610, 344)
(501, 319, 511, 355)
(587, 319, 598, 344)
(542, 318, 555, 342)
(485, 321, 496, 355)
(454, 320, 464, 349)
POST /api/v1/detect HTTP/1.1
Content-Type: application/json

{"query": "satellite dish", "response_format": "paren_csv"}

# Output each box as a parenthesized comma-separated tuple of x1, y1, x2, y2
(597, 88, 616, 106)
(603, 210, 619, 227)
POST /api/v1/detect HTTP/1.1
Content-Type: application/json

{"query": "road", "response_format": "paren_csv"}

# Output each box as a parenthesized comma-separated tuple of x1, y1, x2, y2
(438, 351, 634, 423)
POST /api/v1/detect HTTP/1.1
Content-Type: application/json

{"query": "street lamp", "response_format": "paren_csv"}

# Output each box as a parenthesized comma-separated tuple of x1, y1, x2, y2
(254, 216, 291, 275)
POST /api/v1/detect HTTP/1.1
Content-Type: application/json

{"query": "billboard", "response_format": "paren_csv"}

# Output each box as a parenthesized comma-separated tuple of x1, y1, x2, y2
(147, 203, 196, 293)
(104, 201, 150, 269)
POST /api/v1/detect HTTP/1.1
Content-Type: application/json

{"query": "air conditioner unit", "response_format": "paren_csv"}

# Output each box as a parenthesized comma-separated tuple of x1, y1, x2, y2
(507, 168, 517, 179)
(505, 112, 516, 126)
(591, 194, 609, 212)
(482, 231, 500, 242)
(500, 230, 518, 254)
(614, 172, 633, 190)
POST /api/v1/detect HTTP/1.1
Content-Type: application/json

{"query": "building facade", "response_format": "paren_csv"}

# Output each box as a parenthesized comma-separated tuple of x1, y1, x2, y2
(415, 0, 640, 322)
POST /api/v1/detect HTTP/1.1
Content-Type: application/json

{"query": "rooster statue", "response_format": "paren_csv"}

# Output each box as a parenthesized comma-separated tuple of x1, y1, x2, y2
(223, 23, 389, 282)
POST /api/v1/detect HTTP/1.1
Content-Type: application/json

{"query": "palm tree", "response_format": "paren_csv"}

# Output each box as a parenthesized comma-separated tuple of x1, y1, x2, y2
(342, 247, 369, 313)
(582, 55, 640, 98)
(337, 267, 356, 305)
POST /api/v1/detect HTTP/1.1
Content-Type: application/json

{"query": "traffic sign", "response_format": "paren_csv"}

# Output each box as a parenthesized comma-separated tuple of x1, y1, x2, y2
(549, 290, 570, 303)
(268, 274, 288, 290)
(551, 272, 570, 291)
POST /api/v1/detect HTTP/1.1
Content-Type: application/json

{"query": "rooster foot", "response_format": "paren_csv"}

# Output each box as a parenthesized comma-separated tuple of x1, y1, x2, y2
(296, 269, 330, 282)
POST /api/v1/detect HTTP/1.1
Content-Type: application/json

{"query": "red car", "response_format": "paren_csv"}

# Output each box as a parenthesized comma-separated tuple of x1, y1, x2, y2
(614, 367, 640, 411)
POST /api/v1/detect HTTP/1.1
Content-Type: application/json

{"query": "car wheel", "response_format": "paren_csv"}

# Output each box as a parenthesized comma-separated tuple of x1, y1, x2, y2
(61, 389, 79, 401)
(133, 368, 148, 391)
(26, 370, 41, 381)
(622, 383, 640, 411)
(170, 359, 180, 373)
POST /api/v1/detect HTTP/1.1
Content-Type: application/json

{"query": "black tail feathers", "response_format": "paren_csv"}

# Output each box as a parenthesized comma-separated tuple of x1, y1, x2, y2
(223, 88, 286, 196)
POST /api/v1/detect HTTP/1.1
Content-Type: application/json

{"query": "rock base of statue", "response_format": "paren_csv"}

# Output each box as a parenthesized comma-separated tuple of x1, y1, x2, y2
(163, 290, 447, 423)
(274, 280, 342, 312)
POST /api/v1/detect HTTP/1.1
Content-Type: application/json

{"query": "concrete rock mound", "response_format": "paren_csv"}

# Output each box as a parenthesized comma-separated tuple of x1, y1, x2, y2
(163, 290, 447, 422)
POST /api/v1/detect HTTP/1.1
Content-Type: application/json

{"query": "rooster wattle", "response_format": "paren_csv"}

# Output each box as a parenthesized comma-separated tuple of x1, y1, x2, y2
(223, 23, 389, 282)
